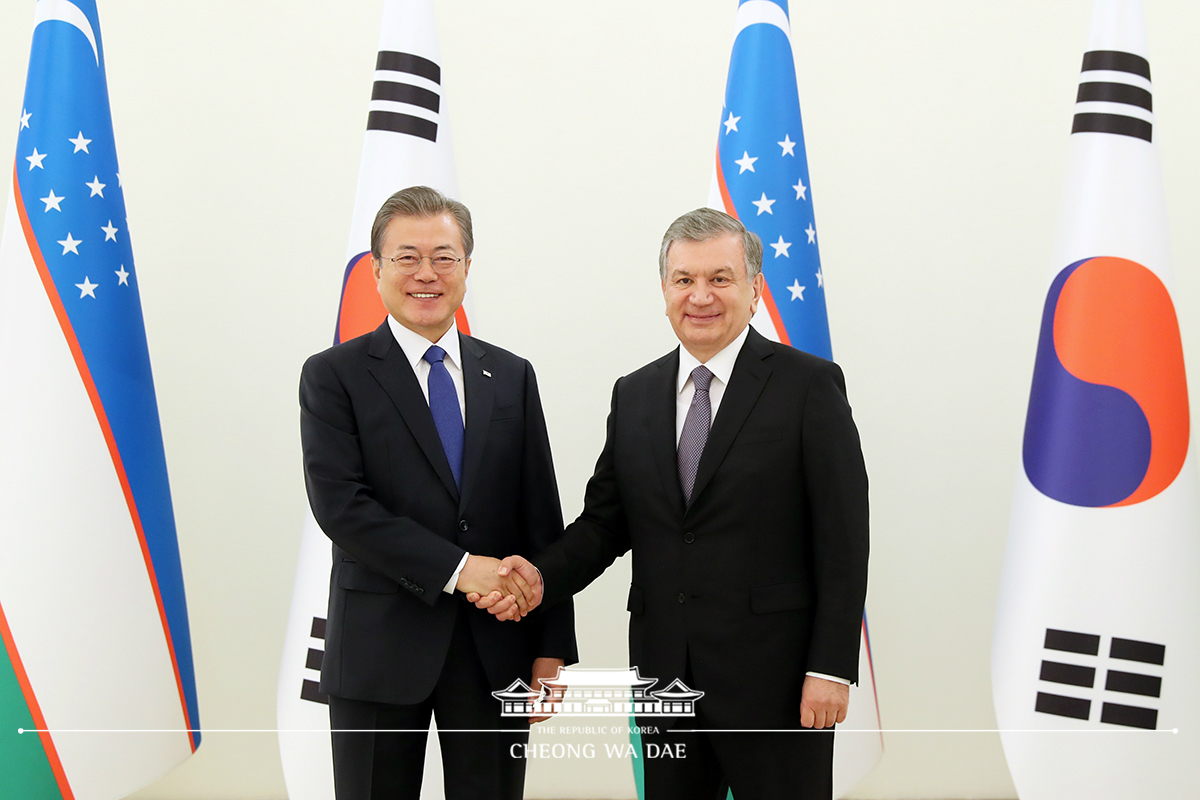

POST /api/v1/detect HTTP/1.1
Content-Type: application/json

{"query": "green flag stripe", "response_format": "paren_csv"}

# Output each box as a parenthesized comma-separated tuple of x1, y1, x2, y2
(629, 715, 644, 799)
(0, 608, 66, 799)
(629, 716, 733, 800)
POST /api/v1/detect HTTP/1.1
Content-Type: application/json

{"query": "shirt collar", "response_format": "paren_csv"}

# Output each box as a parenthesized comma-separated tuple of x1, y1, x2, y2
(386, 315, 461, 371)
(677, 324, 751, 393)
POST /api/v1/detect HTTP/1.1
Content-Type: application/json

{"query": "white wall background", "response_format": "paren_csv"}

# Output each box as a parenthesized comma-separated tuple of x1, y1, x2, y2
(2, 1, 1199, 798)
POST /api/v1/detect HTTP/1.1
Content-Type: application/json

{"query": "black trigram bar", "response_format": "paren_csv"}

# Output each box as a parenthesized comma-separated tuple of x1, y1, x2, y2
(1071, 113, 1152, 142)
(1044, 628, 1100, 655)
(1035, 691, 1090, 720)
(1105, 670, 1162, 698)
(1076, 81, 1152, 111)
(1100, 701, 1157, 730)
(376, 51, 441, 84)
(1039, 660, 1095, 688)
(1081, 50, 1151, 80)
(367, 111, 438, 142)
(306, 647, 324, 672)
(1073, 50, 1154, 142)
(301, 679, 329, 705)
(310, 616, 327, 640)
(1110, 637, 1165, 665)
(371, 81, 439, 113)
(368, 51, 442, 140)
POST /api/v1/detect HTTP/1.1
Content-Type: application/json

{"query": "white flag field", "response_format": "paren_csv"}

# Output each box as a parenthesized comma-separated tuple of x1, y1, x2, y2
(276, 1, 467, 798)
(992, 0, 1200, 797)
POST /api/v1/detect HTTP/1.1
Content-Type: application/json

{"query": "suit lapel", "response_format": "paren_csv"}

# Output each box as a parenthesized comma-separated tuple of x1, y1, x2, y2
(688, 328, 773, 507)
(645, 348, 687, 514)
(458, 334, 494, 512)
(365, 322, 460, 501)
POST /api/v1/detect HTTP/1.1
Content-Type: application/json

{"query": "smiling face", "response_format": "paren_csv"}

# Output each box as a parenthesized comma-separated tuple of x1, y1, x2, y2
(662, 233, 763, 362)
(373, 212, 470, 342)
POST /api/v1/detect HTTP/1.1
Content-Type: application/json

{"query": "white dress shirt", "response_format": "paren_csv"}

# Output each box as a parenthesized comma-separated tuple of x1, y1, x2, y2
(386, 316, 470, 593)
(675, 324, 849, 688)
(387, 315, 466, 420)
(675, 326, 750, 445)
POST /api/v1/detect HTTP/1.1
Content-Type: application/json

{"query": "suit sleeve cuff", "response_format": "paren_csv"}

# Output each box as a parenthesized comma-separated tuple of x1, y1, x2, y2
(443, 551, 470, 594)
(806, 671, 851, 686)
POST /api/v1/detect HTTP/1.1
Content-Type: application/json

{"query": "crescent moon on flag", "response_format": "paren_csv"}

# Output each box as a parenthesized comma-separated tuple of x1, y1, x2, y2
(33, 0, 99, 65)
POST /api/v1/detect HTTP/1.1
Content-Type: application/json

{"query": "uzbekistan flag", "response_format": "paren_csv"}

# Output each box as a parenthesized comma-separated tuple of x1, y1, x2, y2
(992, 1, 1200, 796)
(276, 1, 469, 797)
(0, 2, 200, 798)
(707, 2, 883, 796)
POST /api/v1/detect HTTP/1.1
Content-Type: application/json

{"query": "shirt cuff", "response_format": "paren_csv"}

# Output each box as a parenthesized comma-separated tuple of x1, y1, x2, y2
(443, 552, 470, 594)
(805, 671, 851, 686)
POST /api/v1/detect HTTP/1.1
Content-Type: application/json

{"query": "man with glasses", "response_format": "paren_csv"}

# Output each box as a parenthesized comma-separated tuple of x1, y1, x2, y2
(300, 186, 577, 800)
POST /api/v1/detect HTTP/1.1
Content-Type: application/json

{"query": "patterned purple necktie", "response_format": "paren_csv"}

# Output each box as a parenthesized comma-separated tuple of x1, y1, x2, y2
(423, 345, 464, 486)
(678, 365, 714, 505)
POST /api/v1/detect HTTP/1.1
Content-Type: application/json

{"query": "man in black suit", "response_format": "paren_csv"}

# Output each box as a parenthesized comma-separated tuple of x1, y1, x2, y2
(300, 186, 577, 800)
(476, 208, 868, 799)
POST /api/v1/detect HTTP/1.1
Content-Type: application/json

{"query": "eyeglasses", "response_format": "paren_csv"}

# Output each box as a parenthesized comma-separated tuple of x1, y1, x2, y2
(380, 253, 464, 274)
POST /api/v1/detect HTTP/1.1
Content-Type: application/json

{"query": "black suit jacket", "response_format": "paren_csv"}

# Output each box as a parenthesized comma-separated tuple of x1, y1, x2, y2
(300, 321, 577, 706)
(536, 327, 867, 728)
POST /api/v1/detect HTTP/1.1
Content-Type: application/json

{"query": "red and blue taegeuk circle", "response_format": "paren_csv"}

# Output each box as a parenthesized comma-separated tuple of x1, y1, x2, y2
(1023, 256, 1189, 507)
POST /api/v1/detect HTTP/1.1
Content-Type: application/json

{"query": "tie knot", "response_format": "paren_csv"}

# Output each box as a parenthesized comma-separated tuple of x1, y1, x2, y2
(423, 345, 447, 365)
(691, 365, 714, 393)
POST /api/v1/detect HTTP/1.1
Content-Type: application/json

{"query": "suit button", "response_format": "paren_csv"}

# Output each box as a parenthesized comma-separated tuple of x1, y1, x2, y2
(683, 532, 695, 544)
(678, 593, 686, 604)
(459, 520, 468, 532)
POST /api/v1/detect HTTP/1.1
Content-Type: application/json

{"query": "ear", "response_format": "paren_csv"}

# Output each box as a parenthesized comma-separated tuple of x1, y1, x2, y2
(750, 271, 765, 314)
(463, 256, 471, 278)
(372, 257, 383, 285)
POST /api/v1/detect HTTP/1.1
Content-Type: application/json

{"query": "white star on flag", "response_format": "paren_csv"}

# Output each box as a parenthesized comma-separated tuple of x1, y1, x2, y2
(793, 179, 807, 200)
(75, 277, 98, 298)
(26, 148, 47, 170)
(724, 112, 740, 134)
(102, 220, 118, 241)
(116, 266, 130, 285)
(770, 236, 792, 258)
(19, 109, 31, 129)
(58, 233, 81, 255)
(778, 135, 796, 156)
(86, 176, 106, 197)
(69, 132, 92, 153)
(752, 193, 776, 215)
(735, 151, 758, 174)
(816, 268, 823, 287)
(788, 280, 805, 301)
(40, 190, 64, 212)
(805, 223, 816, 244)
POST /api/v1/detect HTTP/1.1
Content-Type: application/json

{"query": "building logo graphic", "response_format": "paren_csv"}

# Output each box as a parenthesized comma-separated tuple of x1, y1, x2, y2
(493, 667, 704, 718)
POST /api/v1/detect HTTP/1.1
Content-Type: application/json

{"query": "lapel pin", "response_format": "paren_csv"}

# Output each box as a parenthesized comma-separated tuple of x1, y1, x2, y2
(482, 370, 492, 378)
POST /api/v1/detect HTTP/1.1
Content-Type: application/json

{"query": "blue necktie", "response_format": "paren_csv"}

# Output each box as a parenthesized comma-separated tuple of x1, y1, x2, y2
(423, 345, 464, 486)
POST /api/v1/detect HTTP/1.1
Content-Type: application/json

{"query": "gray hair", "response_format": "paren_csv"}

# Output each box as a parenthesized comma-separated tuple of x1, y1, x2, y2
(370, 185, 474, 259)
(658, 207, 762, 281)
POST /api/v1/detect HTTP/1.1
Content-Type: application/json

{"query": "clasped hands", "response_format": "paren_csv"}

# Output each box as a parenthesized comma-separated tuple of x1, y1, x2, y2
(456, 555, 543, 621)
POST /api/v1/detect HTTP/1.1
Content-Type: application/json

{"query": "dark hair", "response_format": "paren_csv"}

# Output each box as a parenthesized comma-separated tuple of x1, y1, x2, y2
(370, 185, 473, 259)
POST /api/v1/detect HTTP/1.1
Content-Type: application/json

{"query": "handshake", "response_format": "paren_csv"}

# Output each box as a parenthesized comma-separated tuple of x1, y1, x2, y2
(455, 554, 543, 621)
